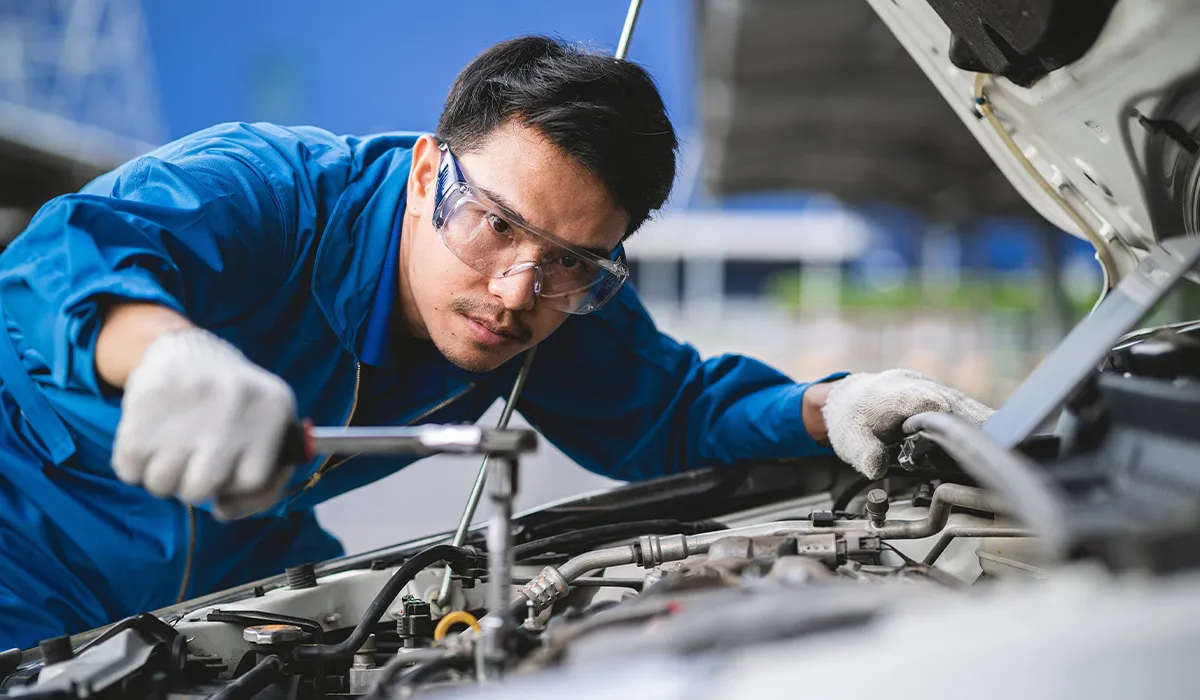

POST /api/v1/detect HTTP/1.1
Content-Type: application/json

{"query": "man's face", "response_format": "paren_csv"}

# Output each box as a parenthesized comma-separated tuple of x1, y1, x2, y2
(399, 122, 629, 373)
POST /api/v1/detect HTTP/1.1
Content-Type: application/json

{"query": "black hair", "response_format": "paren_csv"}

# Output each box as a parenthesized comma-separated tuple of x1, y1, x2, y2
(436, 35, 678, 236)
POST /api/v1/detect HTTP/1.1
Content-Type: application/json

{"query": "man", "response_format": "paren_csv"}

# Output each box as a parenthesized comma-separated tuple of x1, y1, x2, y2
(0, 36, 991, 650)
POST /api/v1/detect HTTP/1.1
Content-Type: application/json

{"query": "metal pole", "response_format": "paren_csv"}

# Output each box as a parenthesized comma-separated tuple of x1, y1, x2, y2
(479, 455, 518, 678)
(615, 0, 643, 60)
(436, 347, 537, 607)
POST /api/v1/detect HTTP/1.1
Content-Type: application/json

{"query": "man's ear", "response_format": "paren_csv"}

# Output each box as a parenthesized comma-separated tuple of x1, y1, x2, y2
(407, 134, 440, 216)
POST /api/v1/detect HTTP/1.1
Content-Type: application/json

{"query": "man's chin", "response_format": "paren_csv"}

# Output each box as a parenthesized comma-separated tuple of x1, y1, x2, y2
(438, 339, 520, 374)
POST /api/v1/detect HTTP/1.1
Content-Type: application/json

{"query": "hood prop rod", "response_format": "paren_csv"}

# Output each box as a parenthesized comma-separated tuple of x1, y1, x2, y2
(435, 347, 537, 610)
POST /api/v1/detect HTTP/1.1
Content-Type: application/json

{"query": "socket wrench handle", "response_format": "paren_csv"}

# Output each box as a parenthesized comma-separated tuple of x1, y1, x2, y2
(278, 421, 538, 465)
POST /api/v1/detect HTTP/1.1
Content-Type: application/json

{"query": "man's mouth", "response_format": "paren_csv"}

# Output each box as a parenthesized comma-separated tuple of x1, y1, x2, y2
(472, 316, 518, 337)
(463, 314, 525, 346)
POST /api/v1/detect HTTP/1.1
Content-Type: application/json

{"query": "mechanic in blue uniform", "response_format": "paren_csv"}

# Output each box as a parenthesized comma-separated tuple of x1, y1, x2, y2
(0, 37, 992, 650)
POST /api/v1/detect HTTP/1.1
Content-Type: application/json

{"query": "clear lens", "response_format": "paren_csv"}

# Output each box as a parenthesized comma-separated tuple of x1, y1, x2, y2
(434, 186, 626, 314)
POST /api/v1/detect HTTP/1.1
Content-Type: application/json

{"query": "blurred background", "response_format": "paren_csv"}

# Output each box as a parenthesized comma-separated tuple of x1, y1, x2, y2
(3, 0, 1189, 553)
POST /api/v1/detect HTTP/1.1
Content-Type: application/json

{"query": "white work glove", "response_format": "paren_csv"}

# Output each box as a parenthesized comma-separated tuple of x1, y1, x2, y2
(820, 369, 994, 479)
(112, 327, 298, 520)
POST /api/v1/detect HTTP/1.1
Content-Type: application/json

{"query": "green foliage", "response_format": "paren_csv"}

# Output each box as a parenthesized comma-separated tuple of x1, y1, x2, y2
(767, 269, 1200, 329)
(766, 271, 1095, 316)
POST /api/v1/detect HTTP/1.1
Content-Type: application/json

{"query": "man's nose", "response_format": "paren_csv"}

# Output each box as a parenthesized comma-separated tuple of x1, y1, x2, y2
(488, 265, 539, 312)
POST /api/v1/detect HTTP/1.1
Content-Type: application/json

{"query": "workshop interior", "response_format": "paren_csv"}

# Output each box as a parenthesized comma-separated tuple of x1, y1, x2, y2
(4, 0, 1200, 698)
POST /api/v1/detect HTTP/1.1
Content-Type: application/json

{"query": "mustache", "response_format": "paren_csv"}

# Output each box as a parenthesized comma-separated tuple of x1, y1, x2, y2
(451, 298, 534, 343)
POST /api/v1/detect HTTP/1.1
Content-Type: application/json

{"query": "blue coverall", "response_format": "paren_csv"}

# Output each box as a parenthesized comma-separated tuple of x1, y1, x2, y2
(0, 122, 840, 651)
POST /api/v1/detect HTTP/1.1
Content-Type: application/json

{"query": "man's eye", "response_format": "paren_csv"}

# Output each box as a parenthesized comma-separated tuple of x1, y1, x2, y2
(558, 255, 581, 270)
(486, 213, 512, 235)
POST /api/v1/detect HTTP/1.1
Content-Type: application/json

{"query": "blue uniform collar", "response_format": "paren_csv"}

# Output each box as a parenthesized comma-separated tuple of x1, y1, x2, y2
(307, 136, 498, 382)
(309, 139, 413, 360)
(358, 191, 404, 369)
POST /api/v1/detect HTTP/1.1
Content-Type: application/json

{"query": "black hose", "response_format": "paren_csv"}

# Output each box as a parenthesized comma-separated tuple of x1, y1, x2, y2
(829, 467, 945, 513)
(514, 519, 726, 560)
(392, 654, 468, 690)
(295, 544, 471, 661)
(205, 610, 323, 696)
(830, 474, 875, 514)
(902, 412, 1072, 556)
(573, 577, 644, 591)
(0, 648, 19, 676)
(362, 652, 468, 700)
(207, 655, 283, 700)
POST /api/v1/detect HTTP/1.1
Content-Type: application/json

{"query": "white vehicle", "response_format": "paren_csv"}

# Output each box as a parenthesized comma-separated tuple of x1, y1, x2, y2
(5, 1, 1200, 698)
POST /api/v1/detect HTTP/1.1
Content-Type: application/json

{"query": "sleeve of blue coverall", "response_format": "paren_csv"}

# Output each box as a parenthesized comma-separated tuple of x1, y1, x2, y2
(0, 124, 317, 395)
(515, 284, 847, 482)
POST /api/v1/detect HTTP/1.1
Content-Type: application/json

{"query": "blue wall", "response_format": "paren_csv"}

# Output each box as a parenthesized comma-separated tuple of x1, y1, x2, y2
(138, 1, 1097, 276)
(142, 0, 696, 141)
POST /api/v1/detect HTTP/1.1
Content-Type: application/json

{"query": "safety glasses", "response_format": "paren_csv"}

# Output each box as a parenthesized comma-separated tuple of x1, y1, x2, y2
(430, 144, 628, 315)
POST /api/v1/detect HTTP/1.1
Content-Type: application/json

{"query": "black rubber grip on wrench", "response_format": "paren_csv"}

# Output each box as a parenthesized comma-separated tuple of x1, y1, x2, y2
(278, 420, 313, 466)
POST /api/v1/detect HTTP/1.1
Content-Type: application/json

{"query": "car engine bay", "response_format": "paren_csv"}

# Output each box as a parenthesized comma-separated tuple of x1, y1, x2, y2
(2, 457, 1054, 699)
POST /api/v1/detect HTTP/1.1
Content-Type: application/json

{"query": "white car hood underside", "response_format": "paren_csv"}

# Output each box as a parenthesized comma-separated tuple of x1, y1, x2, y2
(864, 0, 1200, 284)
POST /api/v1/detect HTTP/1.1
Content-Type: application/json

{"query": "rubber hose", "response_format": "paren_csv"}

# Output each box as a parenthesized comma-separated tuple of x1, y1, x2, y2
(295, 544, 469, 661)
(902, 412, 1071, 556)
(207, 655, 283, 700)
(363, 653, 468, 700)
(830, 475, 874, 514)
(393, 655, 467, 690)
(514, 519, 726, 560)
(0, 648, 20, 676)
(361, 650, 453, 699)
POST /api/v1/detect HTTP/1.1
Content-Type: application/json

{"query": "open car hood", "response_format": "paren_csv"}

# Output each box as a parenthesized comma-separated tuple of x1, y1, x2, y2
(864, 0, 1200, 284)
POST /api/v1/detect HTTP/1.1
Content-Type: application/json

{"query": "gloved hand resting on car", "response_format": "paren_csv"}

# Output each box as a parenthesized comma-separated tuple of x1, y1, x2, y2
(819, 369, 995, 479)
(111, 327, 298, 520)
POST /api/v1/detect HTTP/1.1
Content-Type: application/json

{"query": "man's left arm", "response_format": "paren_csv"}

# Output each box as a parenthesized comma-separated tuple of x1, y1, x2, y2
(516, 286, 848, 482)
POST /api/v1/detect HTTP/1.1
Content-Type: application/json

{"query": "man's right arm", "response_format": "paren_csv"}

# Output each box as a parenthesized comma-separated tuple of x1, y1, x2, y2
(2, 124, 310, 395)
(95, 303, 194, 390)
(0, 123, 330, 515)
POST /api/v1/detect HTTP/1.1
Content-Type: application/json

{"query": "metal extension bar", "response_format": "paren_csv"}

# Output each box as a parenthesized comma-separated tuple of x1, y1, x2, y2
(436, 348, 537, 607)
(435, 0, 646, 614)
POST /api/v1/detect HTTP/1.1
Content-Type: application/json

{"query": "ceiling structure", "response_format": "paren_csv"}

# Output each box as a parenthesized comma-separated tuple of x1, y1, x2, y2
(0, 0, 161, 240)
(696, 0, 1036, 223)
